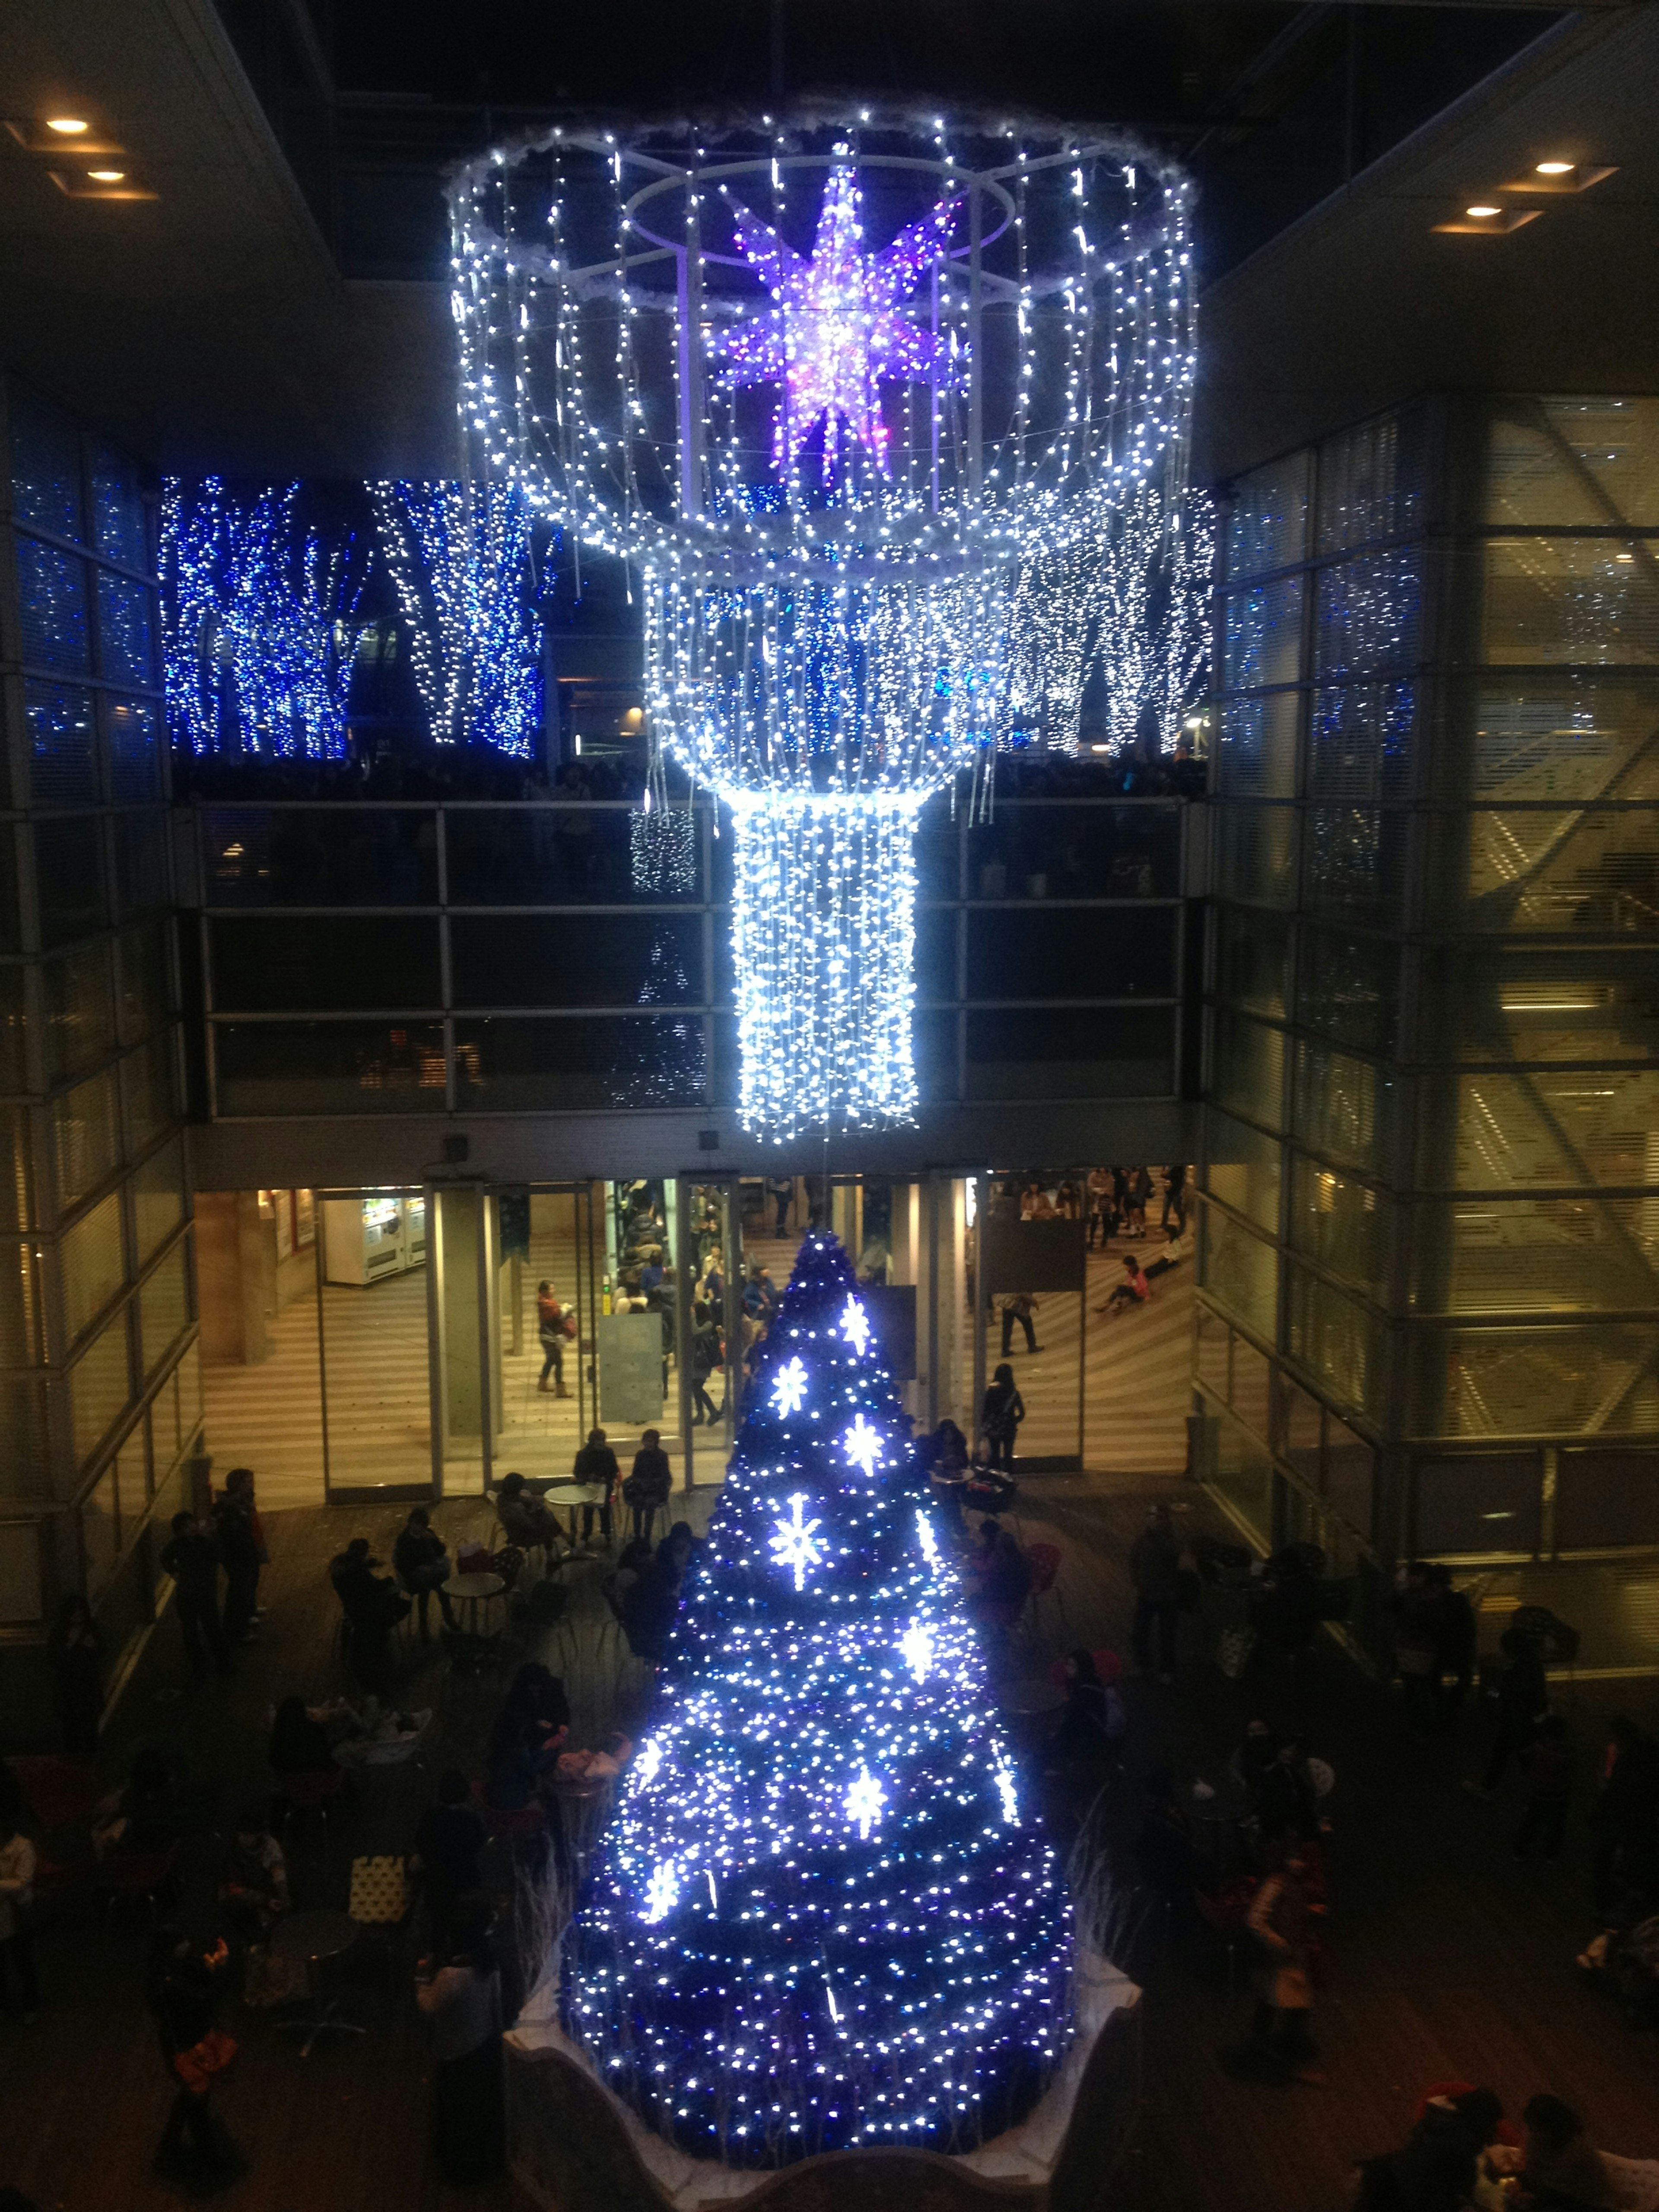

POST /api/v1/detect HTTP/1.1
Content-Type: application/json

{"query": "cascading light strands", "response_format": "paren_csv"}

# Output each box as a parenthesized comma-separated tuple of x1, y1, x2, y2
(161, 478, 362, 759)
(369, 480, 541, 755)
(562, 1232, 1074, 2167)
(448, 115, 1200, 1133)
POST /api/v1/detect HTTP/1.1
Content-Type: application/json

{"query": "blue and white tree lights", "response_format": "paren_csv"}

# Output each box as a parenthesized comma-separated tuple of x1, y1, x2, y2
(560, 1230, 1074, 2168)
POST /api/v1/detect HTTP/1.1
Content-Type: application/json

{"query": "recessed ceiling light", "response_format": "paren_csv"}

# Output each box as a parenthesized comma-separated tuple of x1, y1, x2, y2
(1466, 205, 1501, 219)
(45, 116, 89, 135)
(1536, 160, 1574, 176)
(86, 168, 124, 182)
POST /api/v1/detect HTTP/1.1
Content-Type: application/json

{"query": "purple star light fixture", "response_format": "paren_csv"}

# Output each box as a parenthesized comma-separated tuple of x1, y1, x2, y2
(711, 162, 960, 483)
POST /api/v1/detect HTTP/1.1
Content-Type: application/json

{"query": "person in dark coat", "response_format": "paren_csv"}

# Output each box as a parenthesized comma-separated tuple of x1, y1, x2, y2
(571, 1428, 620, 1547)
(1428, 1564, 1477, 1728)
(980, 1364, 1025, 1475)
(1050, 1648, 1126, 1766)
(413, 1772, 487, 1948)
(393, 1506, 459, 1638)
(623, 1430, 674, 1548)
(159, 1513, 232, 1680)
(1477, 1626, 1549, 1795)
(1590, 1716, 1659, 1915)
(1129, 1503, 1184, 1683)
(45, 1595, 104, 1758)
(328, 1538, 408, 1690)
(622, 1524, 696, 1662)
(416, 1893, 505, 2185)
(267, 1696, 340, 1781)
(212, 1472, 262, 1647)
(689, 1303, 723, 1427)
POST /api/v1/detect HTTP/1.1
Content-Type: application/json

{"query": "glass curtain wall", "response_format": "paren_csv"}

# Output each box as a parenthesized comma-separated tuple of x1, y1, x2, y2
(1201, 396, 1659, 1670)
(0, 375, 195, 1694)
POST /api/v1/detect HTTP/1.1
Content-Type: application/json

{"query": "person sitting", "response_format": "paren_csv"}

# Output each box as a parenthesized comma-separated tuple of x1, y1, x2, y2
(413, 1771, 487, 1948)
(926, 1421, 972, 1533)
(218, 1805, 289, 1942)
(1231, 1719, 1283, 1804)
(93, 1745, 182, 1860)
(554, 1731, 634, 1786)
(394, 1507, 460, 1639)
(963, 1434, 1017, 1514)
(495, 1472, 565, 1561)
(1098, 1253, 1151, 1317)
(571, 1429, 620, 1548)
(623, 1430, 673, 1548)
(267, 1695, 340, 1782)
(1513, 2094, 1623, 2210)
(966, 1521, 1032, 1636)
(483, 1712, 566, 1815)
(621, 1525, 696, 1662)
(1354, 2087, 1506, 2212)
(1050, 1648, 1126, 1766)
(1250, 1545, 1322, 1663)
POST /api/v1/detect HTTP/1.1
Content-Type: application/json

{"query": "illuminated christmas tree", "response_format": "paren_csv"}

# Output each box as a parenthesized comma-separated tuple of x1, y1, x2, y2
(562, 1230, 1074, 2167)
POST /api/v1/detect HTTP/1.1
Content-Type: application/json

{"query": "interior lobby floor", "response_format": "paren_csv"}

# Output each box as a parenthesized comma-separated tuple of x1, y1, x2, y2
(202, 1217, 1195, 1512)
(4, 1455, 1656, 2212)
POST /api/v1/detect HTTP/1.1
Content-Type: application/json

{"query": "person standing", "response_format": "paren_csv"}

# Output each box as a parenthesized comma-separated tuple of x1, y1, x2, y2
(147, 1928, 244, 2193)
(572, 1428, 620, 1547)
(213, 1471, 262, 1648)
(768, 1175, 793, 1237)
(690, 1302, 722, 1427)
(394, 1506, 460, 1638)
(416, 1892, 506, 2186)
(45, 1594, 104, 1758)
(1160, 1164, 1189, 1235)
(1513, 1713, 1576, 1863)
(1226, 1852, 1322, 2084)
(980, 1363, 1025, 1475)
(1476, 1625, 1549, 1796)
(1589, 1716, 1659, 1915)
(159, 1513, 232, 1681)
(623, 1429, 673, 1547)
(412, 1773, 487, 1951)
(1086, 1166, 1114, 1250)
(999, 1293, 1042, 1357)
(536, 1281, 571, 1397)
(1429, 1562, 1477, 1729)
(1129, 1503, 1184, 1684)
(0, 1812, 40, 2023)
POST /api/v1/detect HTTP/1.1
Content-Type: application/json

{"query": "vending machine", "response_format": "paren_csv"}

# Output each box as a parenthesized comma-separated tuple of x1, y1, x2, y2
(321, 1192, 425, 1286)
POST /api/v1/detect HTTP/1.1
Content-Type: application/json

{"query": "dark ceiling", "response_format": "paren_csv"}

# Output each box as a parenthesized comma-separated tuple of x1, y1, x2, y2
(219, 0, 1563, 285)
(0, 0, 1651, 481)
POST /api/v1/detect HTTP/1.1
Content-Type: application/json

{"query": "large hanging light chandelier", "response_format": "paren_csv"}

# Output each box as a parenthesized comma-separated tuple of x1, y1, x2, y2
(449, 114, 1198, 1138)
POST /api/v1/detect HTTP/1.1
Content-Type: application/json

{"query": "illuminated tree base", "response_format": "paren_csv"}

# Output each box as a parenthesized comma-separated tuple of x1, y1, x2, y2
(507, 1953, 1139, 2207)
(729, 794, 925, 1140)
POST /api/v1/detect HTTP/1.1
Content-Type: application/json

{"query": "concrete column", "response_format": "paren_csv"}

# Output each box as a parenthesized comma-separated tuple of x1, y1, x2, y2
(436, 1188, 484, 1444)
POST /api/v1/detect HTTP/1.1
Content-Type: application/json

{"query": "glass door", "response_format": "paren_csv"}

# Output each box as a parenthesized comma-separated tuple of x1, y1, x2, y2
(316, 1186, 435, 1503)
(973, 1171, 1086, 1472)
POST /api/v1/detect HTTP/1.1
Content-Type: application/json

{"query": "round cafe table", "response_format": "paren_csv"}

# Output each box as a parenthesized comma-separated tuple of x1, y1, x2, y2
(447, 1570, 506, 1637)
(1001, 1679, 1066, 1720)
(272, 1908, 364, 2056)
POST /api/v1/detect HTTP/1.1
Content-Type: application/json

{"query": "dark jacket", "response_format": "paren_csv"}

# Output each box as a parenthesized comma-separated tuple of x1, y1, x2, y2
(624, 1446, 673, 1509)
(394, 1525, 449, 1583)
(1130, 1525, 1185, 1604)
(415, 1802, 486, 1903)
(573, 1441, 620, 1494)
(212, 1496, 261, 1577)
(160, 1529, 221, 1606)
(982, 1380, 1024, 1441)
(331, 1554, 401, 1634)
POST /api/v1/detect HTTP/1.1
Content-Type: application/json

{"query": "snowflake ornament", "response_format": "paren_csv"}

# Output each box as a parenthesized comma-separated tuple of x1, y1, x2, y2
(709, 163, 961, 483)
(770, 1355, 810, 1418)
(768, 1493, 826, 1591)
(845, 1763, 888, 1840)
(839, 1295, 871, 1357)
(899, 1621, 934, 1683)
(841, 1412, 884, 1482)
(643, 1861, 680, 1924)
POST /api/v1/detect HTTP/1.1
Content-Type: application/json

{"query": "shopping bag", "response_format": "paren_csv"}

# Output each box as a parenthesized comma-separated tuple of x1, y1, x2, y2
(1217, 1624, 1257, 1679)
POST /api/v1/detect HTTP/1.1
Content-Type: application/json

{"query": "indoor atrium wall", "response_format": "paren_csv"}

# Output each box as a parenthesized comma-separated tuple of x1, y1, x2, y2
(0, 373, 199, 1738)
(1198, 394, 1659, 1672)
